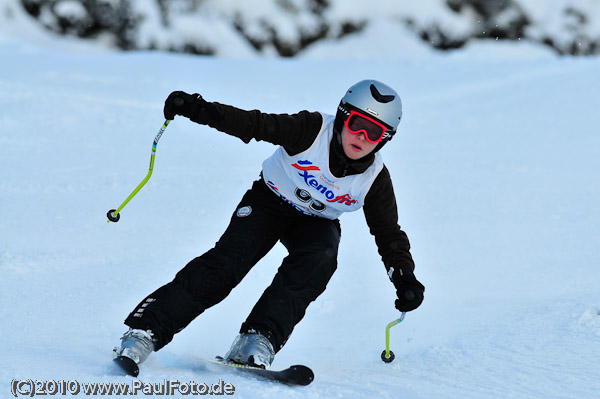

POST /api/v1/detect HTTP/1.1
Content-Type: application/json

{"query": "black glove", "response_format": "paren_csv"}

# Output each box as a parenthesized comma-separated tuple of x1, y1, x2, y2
(163, 91, 216, 124)
(388, 266, 425, 312)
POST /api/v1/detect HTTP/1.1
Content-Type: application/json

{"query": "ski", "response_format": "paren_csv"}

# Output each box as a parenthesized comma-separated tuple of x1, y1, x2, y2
(208, 356, 314, 386)
(113, 350, 140, 377)
(111, 351, 313, 386)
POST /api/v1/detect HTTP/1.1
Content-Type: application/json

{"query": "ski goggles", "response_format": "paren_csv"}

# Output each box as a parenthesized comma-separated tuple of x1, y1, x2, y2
(344, 110, 389, 143)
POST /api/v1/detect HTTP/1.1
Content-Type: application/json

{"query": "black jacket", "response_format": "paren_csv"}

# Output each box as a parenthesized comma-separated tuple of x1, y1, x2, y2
(203, 102, 415, 274)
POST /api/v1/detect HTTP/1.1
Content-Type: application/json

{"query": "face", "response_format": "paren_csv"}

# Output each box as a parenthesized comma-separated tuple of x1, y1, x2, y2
(340, 125, 379, 160)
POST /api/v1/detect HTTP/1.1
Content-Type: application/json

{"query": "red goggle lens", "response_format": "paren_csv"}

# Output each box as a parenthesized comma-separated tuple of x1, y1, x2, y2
(344, 110, 388, 143)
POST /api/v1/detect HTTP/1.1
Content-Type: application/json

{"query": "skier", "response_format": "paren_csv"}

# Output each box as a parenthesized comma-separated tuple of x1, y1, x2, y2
(114, 79, 425, 371)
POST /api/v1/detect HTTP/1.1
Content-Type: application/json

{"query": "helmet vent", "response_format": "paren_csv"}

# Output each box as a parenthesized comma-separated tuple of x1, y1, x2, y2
(370, 84, 395, 103)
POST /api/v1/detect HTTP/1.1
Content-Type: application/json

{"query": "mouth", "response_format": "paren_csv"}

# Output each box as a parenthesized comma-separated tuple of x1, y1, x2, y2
(351, 144, 362, 152)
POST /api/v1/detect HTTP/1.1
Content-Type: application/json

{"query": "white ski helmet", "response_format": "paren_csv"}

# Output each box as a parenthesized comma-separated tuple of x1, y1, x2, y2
(335, 79, 403, 144)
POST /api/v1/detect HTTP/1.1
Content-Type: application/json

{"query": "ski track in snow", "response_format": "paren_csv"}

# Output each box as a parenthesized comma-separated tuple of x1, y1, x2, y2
(1, 34, 600, 398)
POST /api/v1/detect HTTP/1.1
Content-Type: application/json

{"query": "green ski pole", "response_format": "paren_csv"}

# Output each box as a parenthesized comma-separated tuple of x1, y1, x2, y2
(381, 312, 405, 363)
(107, 119, 171, 223)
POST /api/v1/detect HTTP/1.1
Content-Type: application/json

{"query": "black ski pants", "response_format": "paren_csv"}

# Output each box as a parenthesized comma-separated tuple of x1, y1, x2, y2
(125, 179, 341, 352)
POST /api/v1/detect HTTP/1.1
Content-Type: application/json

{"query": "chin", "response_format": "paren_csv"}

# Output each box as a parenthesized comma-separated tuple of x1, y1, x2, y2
(344, 150, 364, 160)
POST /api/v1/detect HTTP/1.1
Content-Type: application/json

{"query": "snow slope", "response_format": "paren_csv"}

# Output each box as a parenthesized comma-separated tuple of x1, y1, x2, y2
(1, 33, 600, 398)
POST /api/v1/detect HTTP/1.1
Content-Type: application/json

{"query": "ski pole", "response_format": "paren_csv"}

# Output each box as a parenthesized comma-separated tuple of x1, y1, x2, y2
(107, 119, 171, 223)
(381, 312, 406, 363)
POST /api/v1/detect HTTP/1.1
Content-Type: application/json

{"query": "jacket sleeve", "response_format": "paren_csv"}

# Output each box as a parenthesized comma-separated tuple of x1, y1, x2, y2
(363, 166, 415, 273)
(204, 102, 323, 155)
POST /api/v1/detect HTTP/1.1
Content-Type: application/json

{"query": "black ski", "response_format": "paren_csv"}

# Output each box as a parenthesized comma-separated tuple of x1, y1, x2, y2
(113, 351, 140, 377)
(209, 356, 314, 386)
(112, 352, 313, 386)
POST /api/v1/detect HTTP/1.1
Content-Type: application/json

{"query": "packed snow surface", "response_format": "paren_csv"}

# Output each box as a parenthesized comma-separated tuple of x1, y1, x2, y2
(1, 31, 599, 398)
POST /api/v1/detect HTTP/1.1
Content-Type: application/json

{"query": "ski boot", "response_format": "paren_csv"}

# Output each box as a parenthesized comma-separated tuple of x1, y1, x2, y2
(113, 328, 155, 376)
(225, 330, 275, 369)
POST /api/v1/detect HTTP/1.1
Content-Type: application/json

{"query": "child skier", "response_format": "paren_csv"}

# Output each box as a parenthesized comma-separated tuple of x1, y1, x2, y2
(114, 79, 425, 371)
